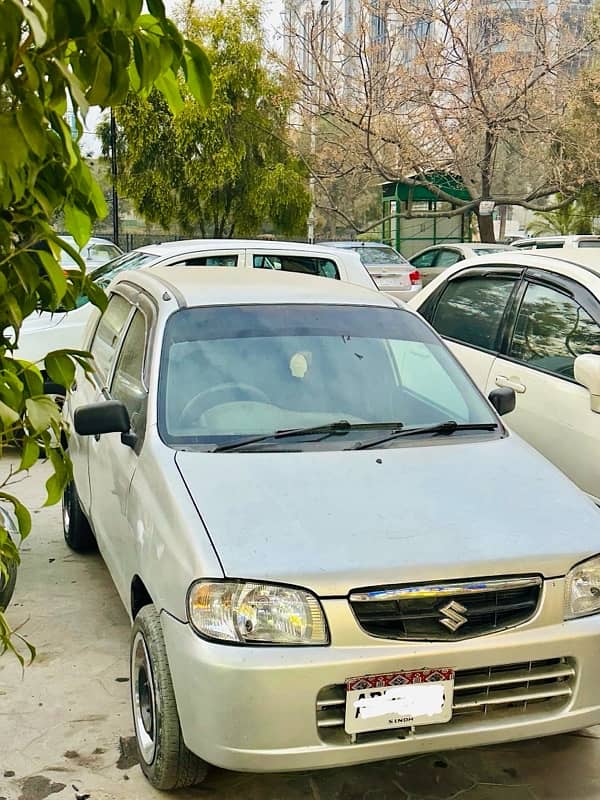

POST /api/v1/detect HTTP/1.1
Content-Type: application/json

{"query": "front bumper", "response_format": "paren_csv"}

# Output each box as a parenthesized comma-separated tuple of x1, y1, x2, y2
(161, 584, 600, 772)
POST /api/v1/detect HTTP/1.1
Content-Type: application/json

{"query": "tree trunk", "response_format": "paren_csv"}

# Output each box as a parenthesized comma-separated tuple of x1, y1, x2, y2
(477, 212, 496, 243)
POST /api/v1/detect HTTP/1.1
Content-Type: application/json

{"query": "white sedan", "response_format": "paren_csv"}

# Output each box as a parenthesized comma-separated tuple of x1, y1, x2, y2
(408, 250, 600, 503)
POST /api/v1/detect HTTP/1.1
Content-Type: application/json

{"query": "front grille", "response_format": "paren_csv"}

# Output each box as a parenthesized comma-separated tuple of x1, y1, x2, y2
(316, 657, 575, 745)
(350, 577, 542, 641)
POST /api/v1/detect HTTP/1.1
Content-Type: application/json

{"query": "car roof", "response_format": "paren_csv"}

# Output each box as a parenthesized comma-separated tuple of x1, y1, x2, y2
(319, 241, 393, 248)
(512, 234, 600, 244)
(133, 239, 359, 259)
(425, 249, 600, 286)
(461, 242, 514, 250)
(60, 235, 119, 248)
(114, 265, 400, 309)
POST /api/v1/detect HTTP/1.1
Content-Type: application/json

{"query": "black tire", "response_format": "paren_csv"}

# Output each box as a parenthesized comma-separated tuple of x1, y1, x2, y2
(130, 605, 208, 790)
(0, 556, 17, 612)
(62, 481, 96, 552)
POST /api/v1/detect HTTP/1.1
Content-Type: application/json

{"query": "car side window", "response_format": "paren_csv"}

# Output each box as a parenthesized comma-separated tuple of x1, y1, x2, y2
(411, 250, 437, 268)
(253, 254, 339, 279)
(432, 276, 517, 351)
(177, 255, 238, 266)
(434, 250, 462, 267)
(508, 283, 600, 380)
(90, 295, 132, 382)
(110, 311, 148, 434)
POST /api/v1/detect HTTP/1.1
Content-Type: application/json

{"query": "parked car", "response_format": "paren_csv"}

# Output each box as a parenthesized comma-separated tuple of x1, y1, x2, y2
(409, 243, 515, 286)
(16, 239, 375, 390)
(511, 235, 600, 250)
(59, 235, 122, 271)
(408, 250, 600, 503)
(320, 241, 422, 300)
(0, 504, 21, 612)
(63, 266, 600, 789)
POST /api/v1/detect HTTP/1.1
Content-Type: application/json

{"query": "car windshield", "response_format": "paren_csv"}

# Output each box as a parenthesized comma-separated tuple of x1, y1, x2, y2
(158, 304, 496, 449)
(350, 246, 409, 266)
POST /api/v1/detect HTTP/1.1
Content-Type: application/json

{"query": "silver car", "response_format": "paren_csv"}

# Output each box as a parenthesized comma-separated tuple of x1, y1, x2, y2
(321, 241, 422, 300)
(64, 267, 600, 790)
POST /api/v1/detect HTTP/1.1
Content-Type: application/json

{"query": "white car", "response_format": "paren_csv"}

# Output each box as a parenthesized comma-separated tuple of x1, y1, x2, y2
(409, 243, 515, 286)
(63, 266, 600, 790)
(16, 239, 375, 386)
(409, 250, 600, 503)
(320, 241, 422, 301)
(511, 235, 600, 250)
(59, 235, 122, 271)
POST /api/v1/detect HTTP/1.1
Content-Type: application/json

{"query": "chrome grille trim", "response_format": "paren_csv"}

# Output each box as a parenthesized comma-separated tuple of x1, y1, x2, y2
(316, 658, 575, 743)
(349, 576, 542, 603)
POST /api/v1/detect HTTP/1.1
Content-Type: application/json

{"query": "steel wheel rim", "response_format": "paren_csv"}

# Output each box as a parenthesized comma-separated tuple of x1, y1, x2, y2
(131, 631, 157, 764)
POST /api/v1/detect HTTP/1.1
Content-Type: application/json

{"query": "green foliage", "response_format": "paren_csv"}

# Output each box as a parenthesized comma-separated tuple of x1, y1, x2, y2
(114, 0, 310, 238)
(526, 189, 600, 236)
(0, 0, 211, 663)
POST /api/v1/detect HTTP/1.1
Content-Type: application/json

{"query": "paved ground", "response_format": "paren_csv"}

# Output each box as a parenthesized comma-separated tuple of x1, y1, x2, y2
(2, 460, 600, 800)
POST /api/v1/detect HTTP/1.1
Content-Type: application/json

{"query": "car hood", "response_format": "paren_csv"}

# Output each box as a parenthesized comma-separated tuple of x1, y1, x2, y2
(21, 311, 67, 331)
(175, 436, 600, 597)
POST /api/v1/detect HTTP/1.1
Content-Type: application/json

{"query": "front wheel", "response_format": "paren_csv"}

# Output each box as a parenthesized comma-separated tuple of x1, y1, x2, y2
(62, 481, 96, 552)
(130, 606, 208, 790)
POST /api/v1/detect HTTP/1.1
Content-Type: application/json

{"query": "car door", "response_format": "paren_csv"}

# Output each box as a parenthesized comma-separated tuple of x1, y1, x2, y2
(68, 293, 134, 513)
(485, 274, 600, 502)
(87, 294, 152, 603)
(422, 269, 522, 390)
(430, 248, 464, 282)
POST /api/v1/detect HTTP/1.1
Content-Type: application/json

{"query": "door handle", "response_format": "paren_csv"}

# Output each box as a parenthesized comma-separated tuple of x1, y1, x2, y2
(495, 375, 526, 394)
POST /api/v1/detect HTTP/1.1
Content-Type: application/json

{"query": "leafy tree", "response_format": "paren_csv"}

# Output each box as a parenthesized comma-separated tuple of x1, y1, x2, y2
(113, 0, 310, 238)
(526, 189, 600, 236)
(0, 0, 211, 662)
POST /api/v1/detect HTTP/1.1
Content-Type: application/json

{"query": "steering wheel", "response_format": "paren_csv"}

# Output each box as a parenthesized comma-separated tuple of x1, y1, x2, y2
(179, 382, 270, 426)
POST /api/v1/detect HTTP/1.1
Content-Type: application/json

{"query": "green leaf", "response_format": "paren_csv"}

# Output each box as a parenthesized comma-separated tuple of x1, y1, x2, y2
(25, 396, 61, 434)
(0, 115, 29, 167)
(184, 41, 212, 107)
(147, 0, 166, 18)
(9, 0, 47, 46)
(0, 492, 32, 539)
(0, 401, 19, 429)
(44, 448, 70, 507)
(19, 439, 40, 471)
(155, 72, 184, 114)
(64, 202, 92, 248)
(83, 278, 108, 312)
(45, 352, 76, 389)
(54, 60, 90, 118)
(16, 103, 47, 157)
(36, 250, 69, 302)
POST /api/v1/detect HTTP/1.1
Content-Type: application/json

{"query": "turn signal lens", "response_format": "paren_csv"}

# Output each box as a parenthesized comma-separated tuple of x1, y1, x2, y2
(187, 580, 329, 645)
(409, 270, 421, 285)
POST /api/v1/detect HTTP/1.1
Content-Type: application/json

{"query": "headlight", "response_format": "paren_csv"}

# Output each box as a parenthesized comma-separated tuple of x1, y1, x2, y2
(565, 555, 600, 619)
(187, 580, 329, 645)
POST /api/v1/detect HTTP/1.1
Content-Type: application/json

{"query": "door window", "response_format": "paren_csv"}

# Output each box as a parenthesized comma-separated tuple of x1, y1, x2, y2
(110, 311, 148, 434)
(176, 254, 238, 266)
(90, 295, 132, 381)
(253, 254, 339, 279)
(434, 249, 462, 267)
(432, 275, 517, 351)
(411, 250, 437, 268)
(509, 283, 600, 379)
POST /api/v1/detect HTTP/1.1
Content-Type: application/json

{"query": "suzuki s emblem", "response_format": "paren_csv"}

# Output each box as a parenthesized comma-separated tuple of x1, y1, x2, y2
(439, 600, 468, 632)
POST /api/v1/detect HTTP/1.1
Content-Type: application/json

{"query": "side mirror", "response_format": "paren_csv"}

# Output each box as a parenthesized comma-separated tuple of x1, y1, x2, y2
(74, 400, 131, 436)
(575, 354, 600, 413)
(488, 387, 516, 416)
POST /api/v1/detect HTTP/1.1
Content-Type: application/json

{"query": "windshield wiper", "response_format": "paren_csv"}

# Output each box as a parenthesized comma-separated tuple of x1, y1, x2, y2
(212, 420, 404, 452)
(352, 420, 499, 450)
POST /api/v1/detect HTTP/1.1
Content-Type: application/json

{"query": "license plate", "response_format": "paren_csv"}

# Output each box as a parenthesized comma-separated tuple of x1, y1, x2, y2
(377, 277, 409, 289)
(344, 669, 454, 735)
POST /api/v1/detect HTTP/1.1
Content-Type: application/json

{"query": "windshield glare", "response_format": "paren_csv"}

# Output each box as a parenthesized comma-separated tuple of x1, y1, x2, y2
(350, 246, 408, 265)
(158, 305, 496, 448)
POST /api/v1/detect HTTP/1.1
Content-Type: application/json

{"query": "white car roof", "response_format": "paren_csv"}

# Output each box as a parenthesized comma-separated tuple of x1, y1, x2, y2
(419, 250, 600, 291)
(135, 239, 358, 259)
(114, 265, 399, 308)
